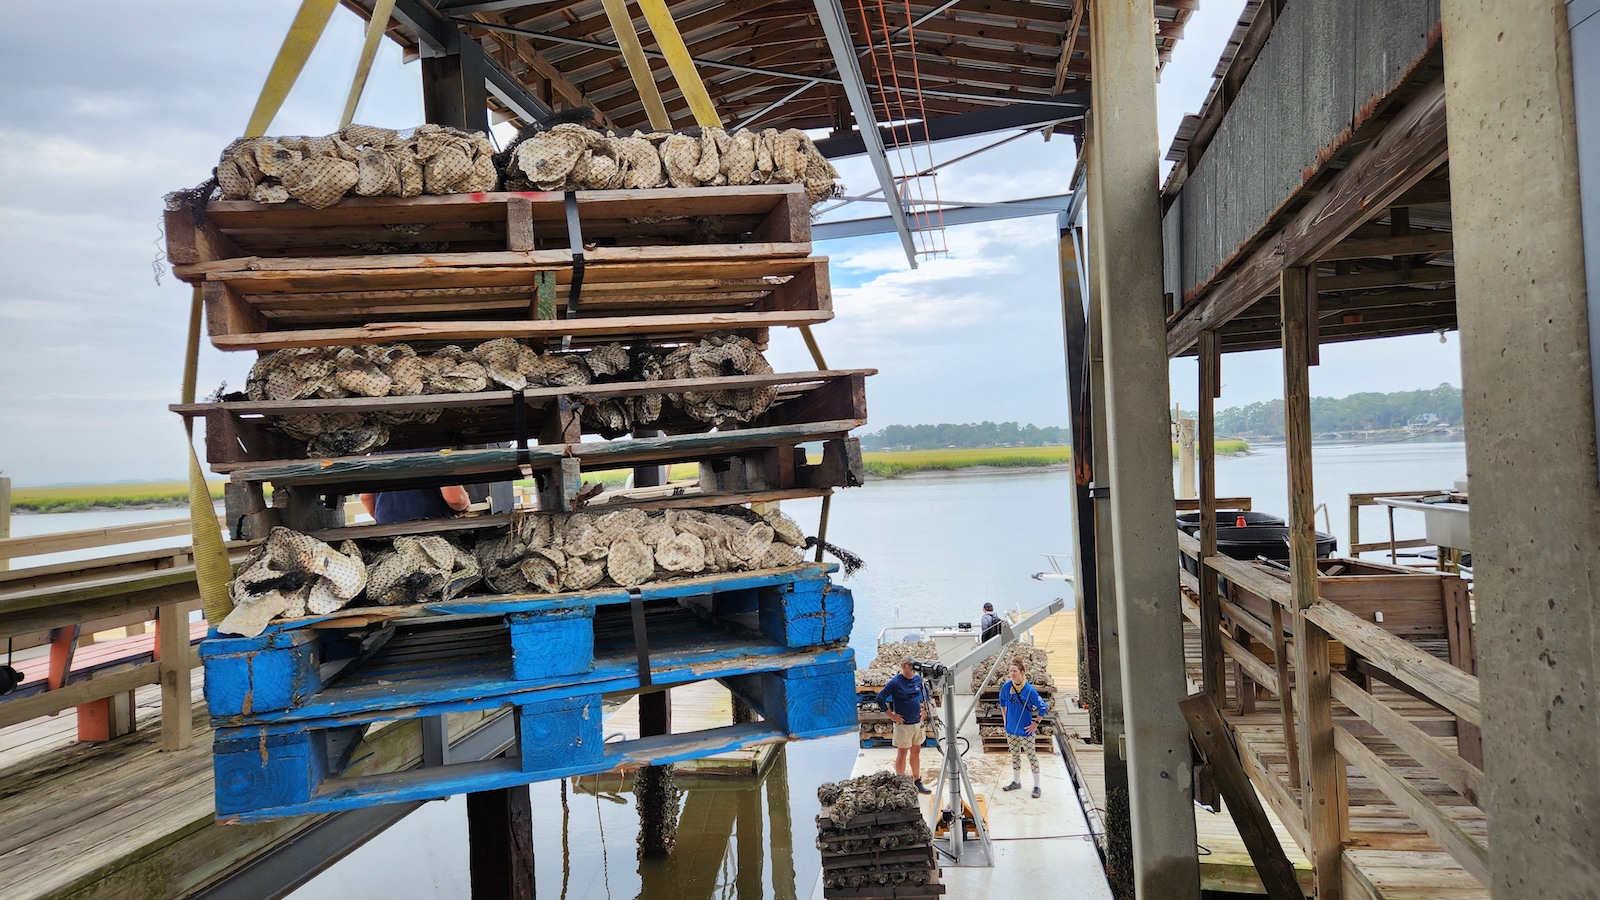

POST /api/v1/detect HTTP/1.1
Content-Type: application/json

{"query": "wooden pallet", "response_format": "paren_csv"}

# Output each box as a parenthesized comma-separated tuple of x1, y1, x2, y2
(174, 369, 870, 468)
(166, 185, 813, 266)
(203, 583, 857, 821)
(203, 565, 853, 716)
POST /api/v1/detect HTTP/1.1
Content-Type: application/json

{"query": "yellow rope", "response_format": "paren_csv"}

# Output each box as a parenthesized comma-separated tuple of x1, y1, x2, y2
(183, 287, 235, 625)
(341, 0, 398, 128)
(244, 0, 341, 138)
(633, 0, 720, 128)
(602, 0, 672, 131)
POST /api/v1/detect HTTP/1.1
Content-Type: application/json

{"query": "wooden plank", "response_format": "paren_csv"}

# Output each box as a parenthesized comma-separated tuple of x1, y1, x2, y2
(1332, 725, 1490, 886)
(1283, 265, 1346, 899)
(1174, 496, 1254, 512)
(1181, 693, 1307, 900)
(0, 519, 195, 561)
(1304, 601, 1481, 727)
(1329, 673, 1483, 805)
(1322, 230, 1453, 261)
(210, 310, 833, 351)
(1207, 555, 1293, 607)
(174, 369, 873, 417)
(156, 602, 194, 751)
(1169, 79, 1450, 355)
(1272, 602, 1303, 790)
(0, 663, 160, 729)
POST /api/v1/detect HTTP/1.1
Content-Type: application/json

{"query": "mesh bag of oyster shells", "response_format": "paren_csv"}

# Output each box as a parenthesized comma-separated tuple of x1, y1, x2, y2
(816, 771, 920, 828)
(969, 643, 1053, 691)
(243, 335, 773, 456)
(473, 505, 812, 596)
(858, 640, 941, 688)
(219, 527, 368, 637)
(504, 124, 842, 203)
(207, 124, 497, 210)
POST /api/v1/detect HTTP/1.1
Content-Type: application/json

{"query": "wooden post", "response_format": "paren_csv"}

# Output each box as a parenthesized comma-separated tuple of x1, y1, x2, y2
(156, 600, 194, 750)
(1181, 693, 1307, 900)
(1281, 266, 1345, 899)
(1087, 0, 1201, 892)
(1197, 331, 1224, 706)
(466, 787, 536, 900)
(637, 689, 678, 857)
(0, 476, 10, 573)
(1177, 417, 1197, 500)
(736, 777, 765, 899)
(766, 745, 799, 900)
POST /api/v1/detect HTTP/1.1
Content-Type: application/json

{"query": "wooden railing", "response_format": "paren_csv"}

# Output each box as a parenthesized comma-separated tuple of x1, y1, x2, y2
(1347, 489, 1442, 563)
(1176, 529, 1489, 889)
(0, 512, 235, 750)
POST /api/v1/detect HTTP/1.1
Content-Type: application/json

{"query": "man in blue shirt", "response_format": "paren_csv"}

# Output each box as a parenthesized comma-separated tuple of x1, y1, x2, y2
(998, 658, 1050, 798)
(875, 659, 933, 794)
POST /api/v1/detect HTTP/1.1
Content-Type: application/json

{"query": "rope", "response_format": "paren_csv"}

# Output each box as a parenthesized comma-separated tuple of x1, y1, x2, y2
(341, 0, 398, 128)
(183, 286, 236, 625)
(244, 0, 341, 138)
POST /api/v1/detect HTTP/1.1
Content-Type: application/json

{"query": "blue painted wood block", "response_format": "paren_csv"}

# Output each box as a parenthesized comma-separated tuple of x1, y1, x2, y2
(757, 578, 854, 647)
(200, 630, 323, 717)
(212, 728, 326, 816)
(721, 652, 858, 738)
(509, 605, 595, 680)
(519, 694, 603, 777)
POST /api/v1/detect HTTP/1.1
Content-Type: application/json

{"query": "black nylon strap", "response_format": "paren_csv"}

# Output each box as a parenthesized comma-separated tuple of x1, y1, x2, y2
(629, 587, 652, 687)
(511, 388, 530, 469)
(562, 190, 584, 351)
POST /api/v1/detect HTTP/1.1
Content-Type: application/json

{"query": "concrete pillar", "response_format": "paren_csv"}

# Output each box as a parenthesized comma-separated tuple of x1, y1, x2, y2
(637, 689, 679, 857)
(465, 786, 535, 900)
(1086, 2, 1201, 897)
(1085, 129, 1133, 899)
(1440, 3, 1600, 896)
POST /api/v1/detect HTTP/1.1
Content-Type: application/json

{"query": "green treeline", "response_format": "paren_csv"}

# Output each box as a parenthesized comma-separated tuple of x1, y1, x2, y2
(858, 422, 1071, 451)
(1212, 383, 1463, 436)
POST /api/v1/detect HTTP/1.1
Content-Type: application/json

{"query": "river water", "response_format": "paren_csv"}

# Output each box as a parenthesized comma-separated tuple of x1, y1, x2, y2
(11, 440, 1468, 899)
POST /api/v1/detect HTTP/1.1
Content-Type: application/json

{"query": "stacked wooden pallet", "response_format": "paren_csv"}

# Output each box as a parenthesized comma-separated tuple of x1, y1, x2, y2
(817, 808, 943, 899)
(167, 181, 867, 821)
(975, 677, 1058, 754)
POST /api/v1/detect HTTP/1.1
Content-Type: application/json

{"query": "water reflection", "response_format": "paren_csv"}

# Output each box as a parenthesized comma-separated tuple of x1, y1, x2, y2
(557, 742, 830, 900)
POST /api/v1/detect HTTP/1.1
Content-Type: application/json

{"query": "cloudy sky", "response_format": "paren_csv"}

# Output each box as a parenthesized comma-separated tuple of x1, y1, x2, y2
(0, 1, 1462, 486)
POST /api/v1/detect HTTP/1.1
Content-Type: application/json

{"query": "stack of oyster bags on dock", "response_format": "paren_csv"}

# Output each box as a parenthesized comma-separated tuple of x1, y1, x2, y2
(972, 644, 1057, 753)
(855, 641, 941, 746)
(816, 772, 943, 898)
(166, 121, 869, 822)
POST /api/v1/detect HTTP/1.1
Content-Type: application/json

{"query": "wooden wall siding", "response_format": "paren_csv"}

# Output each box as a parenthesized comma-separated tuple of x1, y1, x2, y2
(1163, 0, 1441, 305)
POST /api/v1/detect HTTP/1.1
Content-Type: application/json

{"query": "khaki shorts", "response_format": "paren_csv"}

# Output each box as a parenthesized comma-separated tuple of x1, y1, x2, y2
(892, 722, 924, 749)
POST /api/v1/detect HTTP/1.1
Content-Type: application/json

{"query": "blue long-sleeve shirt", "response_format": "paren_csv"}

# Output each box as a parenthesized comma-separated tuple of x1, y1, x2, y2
(874, 673, 926, 725)
(997, 678, 1049, 736)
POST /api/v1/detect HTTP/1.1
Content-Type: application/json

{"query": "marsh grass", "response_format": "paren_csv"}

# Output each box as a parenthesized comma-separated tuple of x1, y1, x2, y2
(11, 481, 227, 513)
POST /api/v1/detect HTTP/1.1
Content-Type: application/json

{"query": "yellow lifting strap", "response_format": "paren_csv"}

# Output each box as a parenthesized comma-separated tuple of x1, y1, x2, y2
(601, 0, 672, 131)
(341, 0, 399, 128)
(633, 0, 721, 129)
(244, 0, 341, 138)
(183, 287, 236, 625)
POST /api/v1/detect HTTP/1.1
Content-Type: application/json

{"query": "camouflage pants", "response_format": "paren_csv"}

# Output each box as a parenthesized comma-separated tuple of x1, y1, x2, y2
(1007, 734, 1039, 774)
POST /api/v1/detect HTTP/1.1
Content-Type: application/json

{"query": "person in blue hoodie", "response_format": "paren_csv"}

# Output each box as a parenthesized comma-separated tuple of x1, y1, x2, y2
(875, 659, 934, 794)
(998, 658, 1050, 798)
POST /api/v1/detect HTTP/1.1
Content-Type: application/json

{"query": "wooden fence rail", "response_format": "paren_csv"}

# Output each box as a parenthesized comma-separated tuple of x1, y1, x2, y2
(0, 515, 234, 750)
(1176, 530, 1489, 889)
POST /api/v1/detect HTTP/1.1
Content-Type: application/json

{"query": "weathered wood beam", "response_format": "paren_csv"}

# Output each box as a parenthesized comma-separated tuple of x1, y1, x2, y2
(1322, 229, 1453, 261)
(1317, 264, 1455, 292)
(1168, 78, 1449, 355)
(1051, 0, 1086, 95)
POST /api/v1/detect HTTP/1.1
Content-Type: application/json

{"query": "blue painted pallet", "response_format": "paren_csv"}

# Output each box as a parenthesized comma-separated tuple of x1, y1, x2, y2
(201, 565, 853, 719)
(211, 649, 858, 821)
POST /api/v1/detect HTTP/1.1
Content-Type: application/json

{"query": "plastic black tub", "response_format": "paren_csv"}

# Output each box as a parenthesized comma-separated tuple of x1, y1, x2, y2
(1214, 525, 1337, 561)
(1176, 510, 1285, 535)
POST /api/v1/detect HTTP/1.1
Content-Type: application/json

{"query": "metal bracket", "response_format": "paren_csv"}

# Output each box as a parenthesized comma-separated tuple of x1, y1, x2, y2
(1089, 484, 1111, 499)
(562, 190, 585, 350)
(629, 588, 652, 687)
